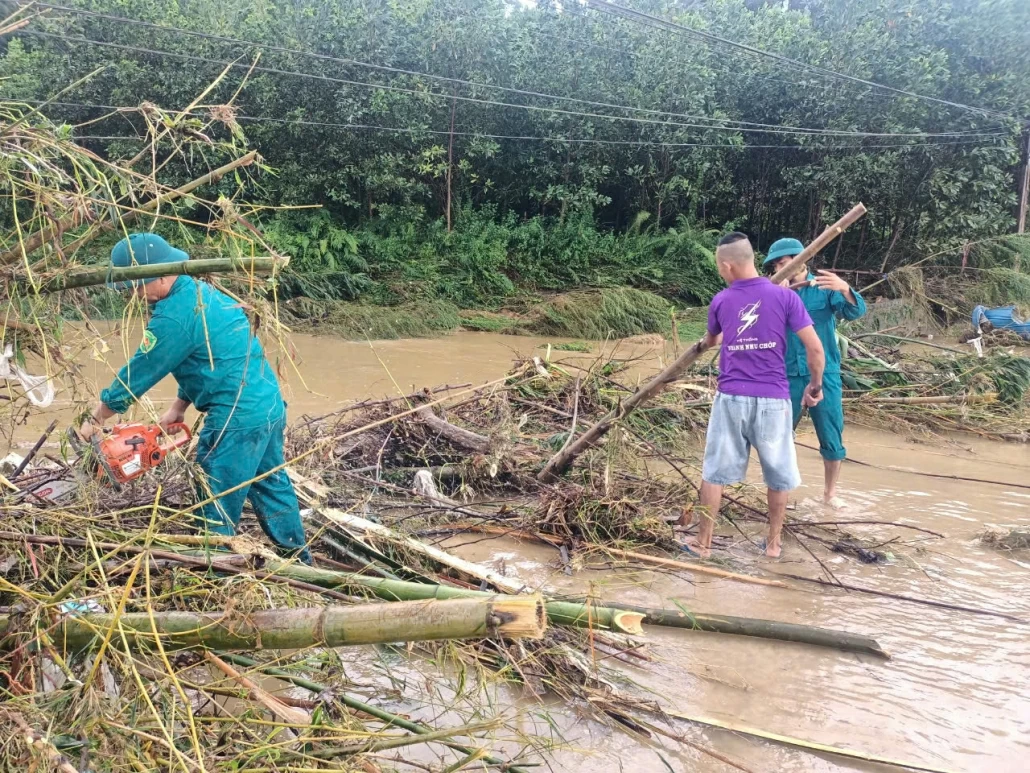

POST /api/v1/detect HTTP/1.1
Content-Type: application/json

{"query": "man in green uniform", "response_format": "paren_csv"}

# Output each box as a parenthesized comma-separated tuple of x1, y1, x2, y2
(764, 238, 867, 508)
(80, 233, 311, 562)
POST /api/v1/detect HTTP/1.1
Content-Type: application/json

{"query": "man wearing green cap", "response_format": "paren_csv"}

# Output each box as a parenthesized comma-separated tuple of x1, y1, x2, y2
(80, 233, 311, 562)
(763, 237, 867, 507)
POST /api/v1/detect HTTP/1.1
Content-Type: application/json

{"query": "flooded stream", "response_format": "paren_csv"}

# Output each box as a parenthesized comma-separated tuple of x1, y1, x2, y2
(5, 326, 1029, 772)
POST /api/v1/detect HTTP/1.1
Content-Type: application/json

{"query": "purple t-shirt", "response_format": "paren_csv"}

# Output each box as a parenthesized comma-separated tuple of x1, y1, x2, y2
(707, 277, 813, 399)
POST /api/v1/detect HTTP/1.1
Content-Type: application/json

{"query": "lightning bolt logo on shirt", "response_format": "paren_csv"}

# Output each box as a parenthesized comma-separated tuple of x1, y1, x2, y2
(737, 301, 761, 336)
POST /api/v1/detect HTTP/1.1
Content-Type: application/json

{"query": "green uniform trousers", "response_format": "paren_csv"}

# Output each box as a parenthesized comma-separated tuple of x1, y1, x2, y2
(789, 374, 846, 462)
(195, 417, 311, 563)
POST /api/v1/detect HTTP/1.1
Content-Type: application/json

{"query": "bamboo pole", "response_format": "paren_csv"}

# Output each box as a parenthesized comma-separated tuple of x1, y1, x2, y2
(0, 598, 546, 652)
(599, 546, 789, 588)
(23, 256, 287, 294)
(666, 709, 958, 773)
(537, 203, 868, 481)
(844, 394, 992, 405)
(199, 556, 645, 635)
(0, 151, 259, 266)
(579, 600, 887, 657)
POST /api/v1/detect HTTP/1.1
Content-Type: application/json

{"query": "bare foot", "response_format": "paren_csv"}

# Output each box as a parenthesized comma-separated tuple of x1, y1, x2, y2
(681, 537, 711, 559)
(764, 542, 782, 558)
(824, 494, 847, 510)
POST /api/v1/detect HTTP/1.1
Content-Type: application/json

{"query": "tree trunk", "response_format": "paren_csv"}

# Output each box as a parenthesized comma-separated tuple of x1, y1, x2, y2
(879, 215, 904, 273)
(537, 204, 867, 482)
(446, 97, 456, 233)
(0, 597, 546, 652)
(415, 403, 491, 453)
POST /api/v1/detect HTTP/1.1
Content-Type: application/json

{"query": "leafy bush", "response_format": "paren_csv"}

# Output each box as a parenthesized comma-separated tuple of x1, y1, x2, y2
(264, 208, 723, 311)
(281, 298, 460, 339)
(525, 288, 672, 339)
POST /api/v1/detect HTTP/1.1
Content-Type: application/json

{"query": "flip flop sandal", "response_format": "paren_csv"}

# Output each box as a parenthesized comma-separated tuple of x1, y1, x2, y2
(677, 541, 701, 558)
(756, 538, 783, 559)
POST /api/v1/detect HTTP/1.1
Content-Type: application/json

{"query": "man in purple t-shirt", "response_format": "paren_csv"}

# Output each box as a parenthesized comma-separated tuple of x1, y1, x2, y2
(680, 232, 825, 558)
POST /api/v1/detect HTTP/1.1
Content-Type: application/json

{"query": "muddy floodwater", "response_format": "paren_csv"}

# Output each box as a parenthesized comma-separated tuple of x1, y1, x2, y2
(6, 326, 1030, 772)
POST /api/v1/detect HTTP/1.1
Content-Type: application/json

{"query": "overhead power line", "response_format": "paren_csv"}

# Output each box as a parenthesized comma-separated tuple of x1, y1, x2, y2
(28, 99, 1005, 152)
(582, 0, 1020, 123)
(18, 3, 1005, 140)
(17, 30, 1007, 142)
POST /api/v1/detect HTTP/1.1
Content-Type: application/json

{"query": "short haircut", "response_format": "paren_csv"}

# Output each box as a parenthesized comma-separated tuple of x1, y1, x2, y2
(717, 231, 751, 247)
(715, 231, 754, 263)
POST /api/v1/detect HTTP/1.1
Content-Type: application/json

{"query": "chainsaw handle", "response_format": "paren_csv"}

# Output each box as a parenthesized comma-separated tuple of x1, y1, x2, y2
(160, 422, 193, 450)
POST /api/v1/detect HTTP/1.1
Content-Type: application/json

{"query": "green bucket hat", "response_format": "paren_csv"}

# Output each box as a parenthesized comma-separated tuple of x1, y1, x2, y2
(762, 237, 805, 267)
(108, 233, 189, 290)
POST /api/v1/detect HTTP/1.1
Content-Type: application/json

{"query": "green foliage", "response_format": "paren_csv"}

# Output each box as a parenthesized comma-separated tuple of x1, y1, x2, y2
(525, 288, 672, 339)
(982, 355, 1030, 405)
(5, 0, 1025, 286)
(675, 306, 710, 343)
(262, 208, 722, 310)
(549, 341, 593, 352)
(458, 311, 518, 333)
(281, 298, 460, 339)
(969, 236, 1030, 271)
(966, 268, 1030, 310)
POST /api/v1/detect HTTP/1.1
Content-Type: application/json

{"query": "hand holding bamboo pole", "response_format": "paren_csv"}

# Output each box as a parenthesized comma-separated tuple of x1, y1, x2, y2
(538, 204, 868, 482)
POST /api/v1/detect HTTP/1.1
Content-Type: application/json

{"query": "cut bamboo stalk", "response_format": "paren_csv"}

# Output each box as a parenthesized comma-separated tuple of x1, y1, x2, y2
(0, 597, 546, 652)
(0, 150, 259, 266)
(230, 558, 645, 635)
(599, 546, 790, 588)
(172, 548, 644, 635)
(581, 600, 886, 657)
(24, 256, 286, 294)
(667, 709, 957, 773)
(844, 394, 994, 405)
(537, 204, 868, 481)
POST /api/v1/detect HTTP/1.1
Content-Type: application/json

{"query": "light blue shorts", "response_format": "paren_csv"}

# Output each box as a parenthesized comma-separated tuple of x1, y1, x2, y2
(701, 392, 801, 492)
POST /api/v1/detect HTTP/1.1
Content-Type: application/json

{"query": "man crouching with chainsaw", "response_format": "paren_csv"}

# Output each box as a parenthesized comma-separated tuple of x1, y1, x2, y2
(80, 233, 311, 563)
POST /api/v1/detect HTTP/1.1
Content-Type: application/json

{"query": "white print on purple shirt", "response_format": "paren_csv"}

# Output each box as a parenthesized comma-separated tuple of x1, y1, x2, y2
(736, 300, 761, 336)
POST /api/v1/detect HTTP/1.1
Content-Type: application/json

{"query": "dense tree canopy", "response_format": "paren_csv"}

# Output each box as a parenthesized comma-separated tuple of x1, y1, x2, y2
(1, 0, 1028, 307)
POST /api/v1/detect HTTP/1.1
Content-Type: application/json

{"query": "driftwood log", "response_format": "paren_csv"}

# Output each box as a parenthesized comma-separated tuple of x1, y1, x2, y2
(538, 203, 868, 482)
(415, 401, 492, 453)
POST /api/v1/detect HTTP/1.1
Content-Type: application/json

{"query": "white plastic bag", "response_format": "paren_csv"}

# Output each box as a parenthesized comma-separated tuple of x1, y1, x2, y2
(0, 343, 55, 407)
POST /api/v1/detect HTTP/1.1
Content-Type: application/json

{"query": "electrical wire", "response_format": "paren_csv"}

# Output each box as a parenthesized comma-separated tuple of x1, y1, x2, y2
(582, 0, 1021, 123)
(17, 4, 1006, 139)
(37, 101, 1006, 151)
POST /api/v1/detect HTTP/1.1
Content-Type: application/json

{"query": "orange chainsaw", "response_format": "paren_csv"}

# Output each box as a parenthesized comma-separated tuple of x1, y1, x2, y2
(67, 422, 192, 491)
